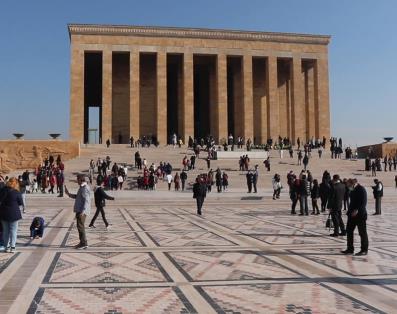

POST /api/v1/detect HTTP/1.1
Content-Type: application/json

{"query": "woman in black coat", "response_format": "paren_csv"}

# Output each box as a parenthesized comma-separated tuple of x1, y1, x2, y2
(0, 177, 23, 253)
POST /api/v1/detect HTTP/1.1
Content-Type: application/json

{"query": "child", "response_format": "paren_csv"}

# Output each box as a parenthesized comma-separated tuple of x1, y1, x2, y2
(30, 217, 45, 239)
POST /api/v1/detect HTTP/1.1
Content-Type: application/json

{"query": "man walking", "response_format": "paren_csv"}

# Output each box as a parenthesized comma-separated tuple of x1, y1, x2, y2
(342, 178, 369, 256)
(328, 174, 346, 237)
(252, 165, 259, 193)
(193, 177, 207, 215)
(65, 174, 91, 249)
(372, 179, 383, 215)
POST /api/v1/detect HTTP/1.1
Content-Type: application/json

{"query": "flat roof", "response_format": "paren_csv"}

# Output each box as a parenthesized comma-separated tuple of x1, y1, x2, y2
(68, 24, 331, 45)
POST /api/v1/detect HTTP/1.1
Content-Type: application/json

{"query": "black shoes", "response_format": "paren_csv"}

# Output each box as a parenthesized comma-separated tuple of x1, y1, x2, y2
(341, 249, 354, 255)
(330, 233, 339, 237)
(339, 232, 346, 236)
(354, 251, 368, 256)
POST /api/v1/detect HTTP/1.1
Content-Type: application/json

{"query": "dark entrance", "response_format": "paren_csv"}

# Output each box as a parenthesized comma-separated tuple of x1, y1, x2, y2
(84, 52, 102, 143)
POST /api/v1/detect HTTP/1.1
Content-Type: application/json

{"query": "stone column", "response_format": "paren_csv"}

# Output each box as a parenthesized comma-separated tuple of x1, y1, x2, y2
(130, 51, 140, 140)
(69, 47, 84, 143)
(267, 56, 279, 140)
(242, 55, 254, 141)
(102, 50, 112, 143)
(182, 52, 194, 144)
(156, 51, 167, 145)
(314, 58, 330, 139)
(291, 57, 305, 143)
(215, 54, 228, 143)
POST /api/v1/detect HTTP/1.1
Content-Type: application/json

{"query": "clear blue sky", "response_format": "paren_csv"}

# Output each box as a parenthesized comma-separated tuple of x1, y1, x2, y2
(0, 0, 396, 146)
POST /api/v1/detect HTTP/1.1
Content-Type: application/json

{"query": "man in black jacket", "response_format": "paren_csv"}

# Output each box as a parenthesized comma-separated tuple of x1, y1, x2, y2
(328, 174, 346, 237)
(341, 178, 368, 256)
(89, 176, 115, 229)
(372, 179, 383, 215)
(193, 177, 207, 215)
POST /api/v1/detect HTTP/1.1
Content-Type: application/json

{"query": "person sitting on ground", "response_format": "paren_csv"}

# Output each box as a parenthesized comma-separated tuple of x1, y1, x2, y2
(30, 216, 45, 239)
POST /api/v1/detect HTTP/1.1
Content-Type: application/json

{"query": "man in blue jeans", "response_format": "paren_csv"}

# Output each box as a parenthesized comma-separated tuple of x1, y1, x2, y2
(65, 174, 91, 249)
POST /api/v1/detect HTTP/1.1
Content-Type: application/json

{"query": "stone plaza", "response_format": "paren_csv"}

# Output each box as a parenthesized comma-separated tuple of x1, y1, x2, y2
(0, 145, 396, 313)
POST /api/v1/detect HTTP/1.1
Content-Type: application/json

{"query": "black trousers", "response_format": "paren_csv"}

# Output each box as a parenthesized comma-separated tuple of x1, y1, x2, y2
(196, 197, 204, 214)
(375, 197, 382, 214)
(253, 182, 257, 193)
(320, 196, 327, 212)
(331, 209, 345, 234)
(247, 183, 252, 193)
(89, 207, 109, 227)
(181, 180, 185, 191)
(346, 217, 368, 252)
(291, 196, 298, 214)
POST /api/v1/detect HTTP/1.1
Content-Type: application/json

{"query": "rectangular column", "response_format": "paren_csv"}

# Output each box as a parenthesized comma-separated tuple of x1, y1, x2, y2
(182, 52, 194, 144)
(305, 62, 316, 140)
(314, 58, 330, 139)
(292, 57, 305, 143)
(156, 51, 167, 145)
(242, 55, 254, 141)
(267, 56, 279, 141)
(102, 50, 112, 143)
(69, 48, 84, 143)
(130, 51, 140, 140)
(215, 54, 228, 143)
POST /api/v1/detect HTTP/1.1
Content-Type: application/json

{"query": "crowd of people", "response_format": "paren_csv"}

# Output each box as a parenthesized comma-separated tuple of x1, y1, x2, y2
(0, 135, 394, 256)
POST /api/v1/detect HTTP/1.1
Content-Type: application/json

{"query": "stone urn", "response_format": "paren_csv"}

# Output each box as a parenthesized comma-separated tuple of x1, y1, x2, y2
(383, 137, 394, 143)
(12, 133, 24, 139)
(49, 133, 61, 140)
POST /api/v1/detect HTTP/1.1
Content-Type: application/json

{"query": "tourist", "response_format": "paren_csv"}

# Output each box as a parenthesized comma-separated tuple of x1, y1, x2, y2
(371, 161, 376, 176)
(174, 172, 180, 191)
(299, 174, 310, 215)
(65, 174, 91, 249)
(272, 174, 282, 200)
(30, 216, 45, 239)
(303, 153, 309, 171)
(395, 175, 397, 188)
(206, 156, 211, 170)
(215, 168, 222, 193)
(193, 176, 207, 216)
(18, 176, 27, 213)
(328, 175, 346, 237)
(180, 170, 187, 191)
(252, 165, 259, 193)
(106, 139, 111, 148)
(89, 176, 114, 229)
(246, 171, 253, 193)
(289, 175, 298, 215)
(372, 179, 383, 215)
(311, 179, 320, 215)
(341, 178, 368, 256)
(263, 157, 270, 171)
(343, 178, 350, 211)
(0, 177, 23, 253)
(222, 172, 228, 191)
(297, 150, 303, 165)
(166, 173, 173, 191)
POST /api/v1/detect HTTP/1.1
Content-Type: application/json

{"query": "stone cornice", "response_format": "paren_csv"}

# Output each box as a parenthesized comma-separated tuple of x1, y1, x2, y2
(68, 24, 331, 45)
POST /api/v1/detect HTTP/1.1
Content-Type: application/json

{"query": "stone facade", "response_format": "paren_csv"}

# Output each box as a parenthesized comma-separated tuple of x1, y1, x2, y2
(357, 142, 397, 159)
(68, 24, 331, 145)
(0, 140, 80, 174)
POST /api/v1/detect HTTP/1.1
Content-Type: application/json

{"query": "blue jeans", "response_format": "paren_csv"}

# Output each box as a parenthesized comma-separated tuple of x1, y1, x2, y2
(1, 220, 19, 248)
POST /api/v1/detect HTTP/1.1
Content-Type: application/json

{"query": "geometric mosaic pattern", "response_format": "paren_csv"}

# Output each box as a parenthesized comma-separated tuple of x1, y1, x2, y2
(167, 251, 302, 281)
(147, 231, 237, 247)
(30, 287, 195, 313)
(197, 283, 380, 314)
(45, 252, 171, 283)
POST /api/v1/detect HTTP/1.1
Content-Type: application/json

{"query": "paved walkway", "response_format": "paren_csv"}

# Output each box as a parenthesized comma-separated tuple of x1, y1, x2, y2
(1, 146, 397, 313)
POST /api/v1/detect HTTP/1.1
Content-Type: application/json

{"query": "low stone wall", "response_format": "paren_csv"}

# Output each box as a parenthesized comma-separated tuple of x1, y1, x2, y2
(357, 142, 397, 158)
(0, 140, 80, 174)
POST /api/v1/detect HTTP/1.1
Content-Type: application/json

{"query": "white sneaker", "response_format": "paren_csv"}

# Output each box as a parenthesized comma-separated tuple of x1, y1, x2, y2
(89, 225, 96, 229)
(106, 225, 111, 231)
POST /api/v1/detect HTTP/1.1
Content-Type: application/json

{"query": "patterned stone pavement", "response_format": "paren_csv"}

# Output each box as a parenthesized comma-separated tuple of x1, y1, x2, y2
(1, 146, 397, 313)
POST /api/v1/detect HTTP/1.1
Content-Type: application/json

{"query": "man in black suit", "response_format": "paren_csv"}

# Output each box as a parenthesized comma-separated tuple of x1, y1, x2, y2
(193, 177, 207, 216)
(341, 178, 369, 256)
(327, 174, 346, 237)
(372, 179, 383, 215)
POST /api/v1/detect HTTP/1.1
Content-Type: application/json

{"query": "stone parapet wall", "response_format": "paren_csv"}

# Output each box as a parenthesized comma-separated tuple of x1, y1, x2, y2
(0, 140, 80, 174)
